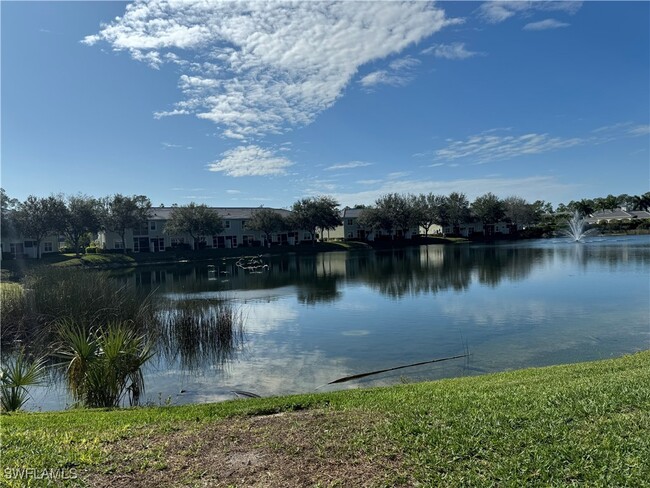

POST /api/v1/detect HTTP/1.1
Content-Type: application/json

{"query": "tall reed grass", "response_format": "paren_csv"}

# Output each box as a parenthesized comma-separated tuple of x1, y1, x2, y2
(157, 299, 245, 370)
(1, 267, 157, 354)
(1, 268, 247, 409)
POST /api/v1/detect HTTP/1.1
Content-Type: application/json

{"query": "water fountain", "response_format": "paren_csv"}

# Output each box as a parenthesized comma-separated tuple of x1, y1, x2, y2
(561, 211, 597, 242)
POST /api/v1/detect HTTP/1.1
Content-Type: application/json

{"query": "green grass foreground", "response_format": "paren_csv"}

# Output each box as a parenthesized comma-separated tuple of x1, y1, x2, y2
(2, 352, 649, 487)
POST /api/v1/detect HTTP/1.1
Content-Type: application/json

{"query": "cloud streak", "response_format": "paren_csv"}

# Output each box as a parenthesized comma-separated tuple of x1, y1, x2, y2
(434, 131, 583, 164)
(331, 175, 577, 208)
(478, 1, 581, 24)
(523, 19, 570, 31)
(422, 42, 481, 60)
(85, 1, 458, 139)
(325, 161, 372, 171)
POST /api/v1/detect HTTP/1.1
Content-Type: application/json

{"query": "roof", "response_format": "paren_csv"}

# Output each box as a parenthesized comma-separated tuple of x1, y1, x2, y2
(342, 208, 366, 219)
(148, 207, 292, 221)
(586, 208, 650, 223)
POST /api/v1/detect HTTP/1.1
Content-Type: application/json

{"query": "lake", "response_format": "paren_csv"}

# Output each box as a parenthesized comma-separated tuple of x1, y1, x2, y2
(30, 236, 650, 410)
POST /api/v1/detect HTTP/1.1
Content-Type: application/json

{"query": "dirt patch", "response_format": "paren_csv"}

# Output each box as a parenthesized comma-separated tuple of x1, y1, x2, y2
(84, 409, 408, 487)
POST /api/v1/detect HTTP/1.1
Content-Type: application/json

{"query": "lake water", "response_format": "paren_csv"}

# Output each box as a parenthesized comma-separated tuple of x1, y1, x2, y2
(30, 236, 650, 410)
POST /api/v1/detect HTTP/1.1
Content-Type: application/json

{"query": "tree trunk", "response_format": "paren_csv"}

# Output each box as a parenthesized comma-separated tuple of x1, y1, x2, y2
(120, 230, 127, 254)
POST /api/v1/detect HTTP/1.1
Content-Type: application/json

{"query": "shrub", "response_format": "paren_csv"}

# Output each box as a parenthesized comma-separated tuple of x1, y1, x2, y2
(85, 246, 97, 254)
(56, 320, 154, 408)
(1, 351, 46, 412)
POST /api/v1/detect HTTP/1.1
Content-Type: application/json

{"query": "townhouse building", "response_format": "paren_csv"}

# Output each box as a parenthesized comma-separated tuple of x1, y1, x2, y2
(97, 207, 307, 252)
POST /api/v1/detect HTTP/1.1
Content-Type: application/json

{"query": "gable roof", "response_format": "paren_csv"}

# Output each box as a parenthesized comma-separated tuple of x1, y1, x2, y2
(148, 207, 291, 221)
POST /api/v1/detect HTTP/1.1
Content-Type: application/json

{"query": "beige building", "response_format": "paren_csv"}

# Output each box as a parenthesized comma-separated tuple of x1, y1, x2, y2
(97, 207, 311, 252)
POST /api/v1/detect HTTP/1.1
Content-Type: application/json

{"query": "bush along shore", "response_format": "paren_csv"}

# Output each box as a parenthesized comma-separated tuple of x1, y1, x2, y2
(1, 351, 648, 487)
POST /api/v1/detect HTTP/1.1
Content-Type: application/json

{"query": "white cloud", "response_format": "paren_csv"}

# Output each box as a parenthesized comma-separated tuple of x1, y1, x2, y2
(85, 1, 458, 139)
(359, 56, 421, 88)
(325, 161, 372, 171)
(523, 19, 570, 31)
(357, 179, 383, 186)
(478, 1, 581, 24)
(154, 108, 190, 119)
(226, 189, 241, 194)
(208, 145, 294, 177)
(434, 131, 584, 164)
(422, 42, 480, 60)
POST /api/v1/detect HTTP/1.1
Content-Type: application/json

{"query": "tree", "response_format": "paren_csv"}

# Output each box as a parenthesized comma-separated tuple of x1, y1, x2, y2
(373, 193, 415, 239)
(631, 193, 650, 211)
(472, 193, 505, 226)
(594, 194, 619, 212)
(1, 188, 18, 239)
(572, 199, 595, 217)
(59, 194, 101, 256)
(357, 206, 390, 238)
(412, 193, 447, 236)
(503, 196, 534, 227)
(290, 196, 340, 245)
(164, 203, 224, 250)
(101, 194, 152, 253)
(444, 192, 470, 234)
(13, 195, 66, 259)
(246, 208, 286, 247)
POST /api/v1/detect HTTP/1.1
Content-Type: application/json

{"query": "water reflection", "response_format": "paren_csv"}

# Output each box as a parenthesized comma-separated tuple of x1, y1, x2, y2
(118, 240, 650, 303)
(17, 236, 650, 410)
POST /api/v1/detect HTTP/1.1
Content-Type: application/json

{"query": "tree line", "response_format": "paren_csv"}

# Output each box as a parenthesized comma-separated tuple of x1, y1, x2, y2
(2, 188, 649, 258)
(0, 189, 342, 256)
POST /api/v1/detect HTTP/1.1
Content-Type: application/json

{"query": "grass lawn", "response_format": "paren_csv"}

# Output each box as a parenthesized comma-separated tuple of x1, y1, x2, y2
(1, 351, 648, 487)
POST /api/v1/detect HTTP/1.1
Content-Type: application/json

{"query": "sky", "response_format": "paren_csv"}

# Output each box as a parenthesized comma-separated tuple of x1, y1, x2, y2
(2, 1, 649, 209)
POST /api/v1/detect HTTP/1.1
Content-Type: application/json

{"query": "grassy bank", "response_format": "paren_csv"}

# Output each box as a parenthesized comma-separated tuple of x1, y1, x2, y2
(2, 351, 648, 487)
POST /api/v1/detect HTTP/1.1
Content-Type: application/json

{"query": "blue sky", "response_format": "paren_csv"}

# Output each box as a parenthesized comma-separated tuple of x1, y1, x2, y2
(2, 1, 648, 209)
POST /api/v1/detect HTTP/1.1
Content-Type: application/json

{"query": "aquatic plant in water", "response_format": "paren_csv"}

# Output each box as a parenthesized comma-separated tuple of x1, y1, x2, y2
(157, 299, 245, 370)
(561, 211, 597, 242)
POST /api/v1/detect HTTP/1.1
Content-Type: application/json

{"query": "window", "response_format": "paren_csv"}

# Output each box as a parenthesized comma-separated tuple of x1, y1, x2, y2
(114, 241, 124, 249)
(225, 220, 230, 229)
(24, 240, 35, 248)
(44, 242, 53, 253)
(171, 237, 185, 246)
(150, 222, 156, 231)
(347, 219, 353, 225)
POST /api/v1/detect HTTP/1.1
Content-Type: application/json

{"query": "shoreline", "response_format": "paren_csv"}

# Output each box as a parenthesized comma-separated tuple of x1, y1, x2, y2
(2, 351, 648, 486)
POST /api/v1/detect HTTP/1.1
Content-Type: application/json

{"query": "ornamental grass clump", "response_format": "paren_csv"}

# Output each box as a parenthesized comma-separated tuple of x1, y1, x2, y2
(56, 320, 154, 408)
(0, 350, 46, 412)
